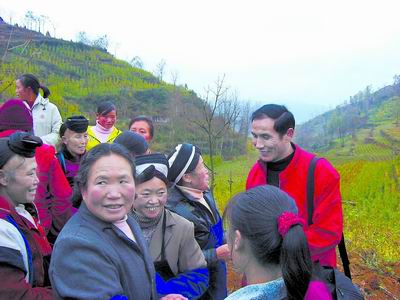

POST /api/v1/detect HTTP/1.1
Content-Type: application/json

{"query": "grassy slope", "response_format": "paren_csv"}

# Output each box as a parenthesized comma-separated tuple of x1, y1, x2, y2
(0, 23, 193, 122)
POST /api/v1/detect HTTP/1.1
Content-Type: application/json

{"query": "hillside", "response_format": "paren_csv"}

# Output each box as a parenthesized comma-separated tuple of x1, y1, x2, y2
(0, 22, 209, 151)
(295, 83, 400, 152)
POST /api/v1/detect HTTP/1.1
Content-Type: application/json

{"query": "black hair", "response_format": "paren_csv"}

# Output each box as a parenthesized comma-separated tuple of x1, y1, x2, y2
(17, 74, 51, 98)
(224, 185, 312, 300)
(129, 115, 154, 139)
(59, 123, 68, 139)
(75, 143, 135, 193)
(96, 101, 116, 116)
(251, 104, 295, 136)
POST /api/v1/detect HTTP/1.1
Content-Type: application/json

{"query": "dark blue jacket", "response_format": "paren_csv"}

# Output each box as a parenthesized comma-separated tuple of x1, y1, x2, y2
(49, 203, 157, 300)
(167, 187, 227, 300)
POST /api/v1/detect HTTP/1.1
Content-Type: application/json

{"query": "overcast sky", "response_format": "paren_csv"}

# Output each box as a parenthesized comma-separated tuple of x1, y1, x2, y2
(1, 0, 400, 123)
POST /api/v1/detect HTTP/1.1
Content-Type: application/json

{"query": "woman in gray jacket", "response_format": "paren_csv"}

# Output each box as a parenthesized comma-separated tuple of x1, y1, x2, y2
(50, 143, 186, 300)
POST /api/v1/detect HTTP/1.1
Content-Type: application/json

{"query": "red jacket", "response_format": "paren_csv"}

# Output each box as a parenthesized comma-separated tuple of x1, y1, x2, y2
(0, 196, 53, 299)
(0, 130, 73, 239)
(246, 145, 343, 267)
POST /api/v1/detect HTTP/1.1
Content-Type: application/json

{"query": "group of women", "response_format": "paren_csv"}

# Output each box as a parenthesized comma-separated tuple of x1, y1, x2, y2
(0, 73, 333, 299)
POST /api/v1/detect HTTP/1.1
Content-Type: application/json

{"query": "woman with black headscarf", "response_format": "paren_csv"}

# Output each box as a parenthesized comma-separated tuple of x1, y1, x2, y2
(132, 153, 209, 299)
(0, 132, 53, 299)
(167, 144, 229, 300)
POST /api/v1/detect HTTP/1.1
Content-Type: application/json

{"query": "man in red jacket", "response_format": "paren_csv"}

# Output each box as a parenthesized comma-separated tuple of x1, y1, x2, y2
(246, 104, 343, 267)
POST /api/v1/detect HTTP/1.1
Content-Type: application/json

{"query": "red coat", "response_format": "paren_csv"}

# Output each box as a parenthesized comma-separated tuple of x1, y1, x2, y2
(34, 145, 73, 237)
(246, 145, 343, 267)
(0, 196, 53, 299)
(0, 130, 73, 238)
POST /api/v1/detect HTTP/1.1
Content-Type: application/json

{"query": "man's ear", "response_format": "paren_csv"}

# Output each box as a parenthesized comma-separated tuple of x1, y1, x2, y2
(0, 170, 9, 186)
(286, 128, 294, 138)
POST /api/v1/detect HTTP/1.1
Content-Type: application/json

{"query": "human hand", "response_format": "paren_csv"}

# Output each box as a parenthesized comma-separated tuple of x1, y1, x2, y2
(160, 294, 188, 300)
(216, 244, 231, 261)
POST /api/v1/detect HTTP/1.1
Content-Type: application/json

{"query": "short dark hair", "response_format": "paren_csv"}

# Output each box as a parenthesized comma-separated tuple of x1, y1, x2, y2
(75, 143, 135, 192)
(224, 185, 312, 300)
(96, 101, 116, 116)
(129, 115, 154, 139)
(251, 104, 295, 136)
(17, 74, 50, 98)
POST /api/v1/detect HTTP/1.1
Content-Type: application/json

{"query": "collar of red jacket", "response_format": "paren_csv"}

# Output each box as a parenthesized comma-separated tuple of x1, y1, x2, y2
(0, 129, 20, 138)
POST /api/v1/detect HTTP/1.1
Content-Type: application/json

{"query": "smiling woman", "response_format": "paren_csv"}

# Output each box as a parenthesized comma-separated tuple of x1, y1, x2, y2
(49, 143, 158, 299)
(86, 101, 122, 151)
(131, 153, 209, 299)
(0, 132, 53, 299)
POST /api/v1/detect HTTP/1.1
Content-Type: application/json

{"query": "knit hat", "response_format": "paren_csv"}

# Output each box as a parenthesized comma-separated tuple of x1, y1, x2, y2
(0, 132, 43, 168)
(167, 143, 201, 184)
(59, 115, 89, 137)
(0, 99, 33, 132)
(135, 153, 168, 185)
(114, 131, 149, 157)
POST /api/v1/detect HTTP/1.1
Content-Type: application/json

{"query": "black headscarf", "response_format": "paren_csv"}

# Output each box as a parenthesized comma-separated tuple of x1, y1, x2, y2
(0, 132, 43, 168)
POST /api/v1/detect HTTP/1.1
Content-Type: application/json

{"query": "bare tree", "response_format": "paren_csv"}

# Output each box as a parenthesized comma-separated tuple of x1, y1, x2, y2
(40, 15, 49, 34)
(0, 27, 33, 95)
(154, 59, 166, 81)
(76, 31, 90, 45)
(92, 35, 109, 50)
(130, 56, 144, 69)
(192, 75, 240, 191)
(24, 11, 35, 30)
(170, 69, 179, 86)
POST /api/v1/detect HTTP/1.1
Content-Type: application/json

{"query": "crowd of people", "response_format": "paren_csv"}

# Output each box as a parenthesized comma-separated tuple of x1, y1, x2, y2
(0, 73, 356, 299)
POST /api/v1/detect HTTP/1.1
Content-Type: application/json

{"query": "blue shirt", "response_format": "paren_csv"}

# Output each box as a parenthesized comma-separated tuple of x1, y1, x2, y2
(225, 277, 284, 300)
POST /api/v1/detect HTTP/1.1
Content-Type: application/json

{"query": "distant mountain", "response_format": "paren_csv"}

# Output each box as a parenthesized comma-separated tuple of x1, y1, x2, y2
(295, 82, 400, 153)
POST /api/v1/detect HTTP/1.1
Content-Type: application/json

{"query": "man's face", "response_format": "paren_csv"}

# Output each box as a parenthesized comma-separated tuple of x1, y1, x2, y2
(251, 117, 293, 162)
(1, 156, 39, 205)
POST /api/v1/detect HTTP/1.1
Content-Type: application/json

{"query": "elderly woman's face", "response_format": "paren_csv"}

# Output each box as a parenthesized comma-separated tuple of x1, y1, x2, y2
(185, 156, 209, 191)
(82, 154, 135, 223)
(133, 177, 167, 219)
(62, 129, 88, 157)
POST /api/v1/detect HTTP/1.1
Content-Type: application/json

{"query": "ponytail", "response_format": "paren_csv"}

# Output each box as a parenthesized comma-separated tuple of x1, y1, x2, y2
(280, 225, 313, 299)
(226, 186, 317, 300)
(17, 74, 50, 98)
(39, 84, 51, 98)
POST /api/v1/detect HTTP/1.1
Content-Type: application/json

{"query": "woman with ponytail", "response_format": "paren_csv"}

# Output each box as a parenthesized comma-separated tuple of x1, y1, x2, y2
(225, 185, 331, 300)
(15, 73, 62, 146)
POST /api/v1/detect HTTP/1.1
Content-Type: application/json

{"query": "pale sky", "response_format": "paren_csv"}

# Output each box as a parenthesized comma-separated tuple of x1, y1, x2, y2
(1, 0, 400, 123)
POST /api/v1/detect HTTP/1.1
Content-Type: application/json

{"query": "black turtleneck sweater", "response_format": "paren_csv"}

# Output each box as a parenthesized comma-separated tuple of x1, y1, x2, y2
(263, 145, 295, 187)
